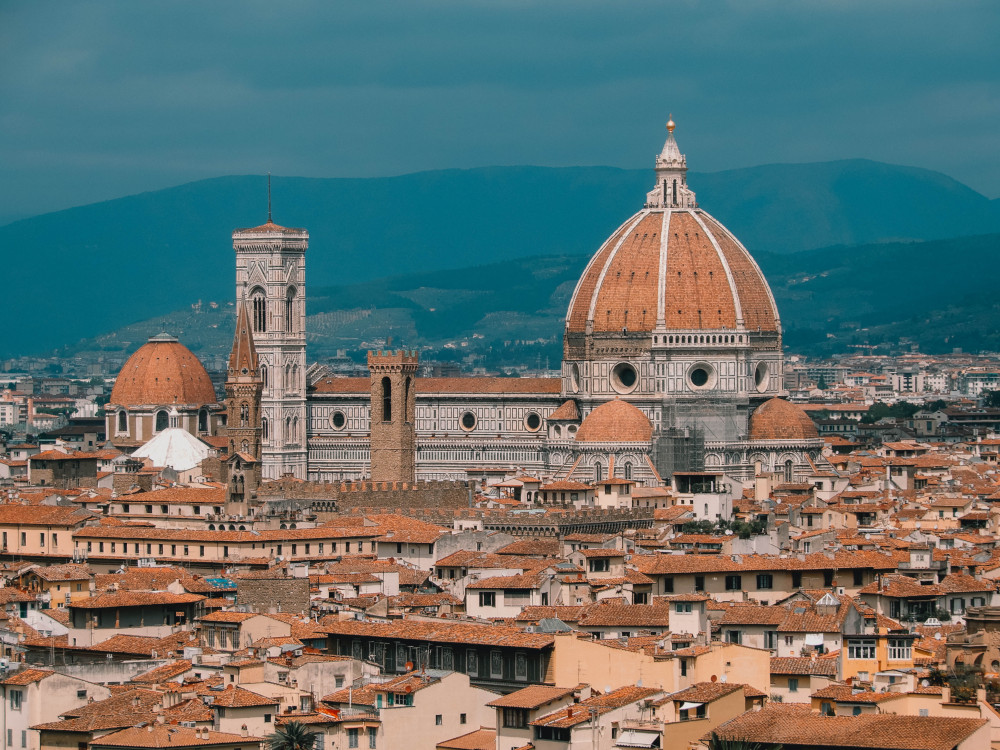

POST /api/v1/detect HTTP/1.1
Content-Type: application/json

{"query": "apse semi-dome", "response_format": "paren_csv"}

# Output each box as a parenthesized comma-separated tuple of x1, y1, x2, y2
(110, 333, 218, 407)
(575, 399, 653, 443)
(749, 398, 819, 441)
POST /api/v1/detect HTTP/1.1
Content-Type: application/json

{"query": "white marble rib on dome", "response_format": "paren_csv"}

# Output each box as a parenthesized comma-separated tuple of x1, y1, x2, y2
(133, 427, 213, 472)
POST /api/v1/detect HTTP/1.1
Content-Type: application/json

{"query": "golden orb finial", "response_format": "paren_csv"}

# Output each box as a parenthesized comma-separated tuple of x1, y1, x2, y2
(666, 114, 675, 134)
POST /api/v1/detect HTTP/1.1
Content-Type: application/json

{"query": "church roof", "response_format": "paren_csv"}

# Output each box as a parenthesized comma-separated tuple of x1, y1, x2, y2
(109, 335, 218, 408)
(575, 399, 653, 443)
(749, 398, 820, 441)
(233, 219, 307, 235)
(133, 428, 214, 472)
(228, 299, 258, 376)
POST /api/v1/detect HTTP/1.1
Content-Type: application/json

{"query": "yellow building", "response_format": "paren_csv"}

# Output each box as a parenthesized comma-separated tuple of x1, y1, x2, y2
(23, 564, 92, 607)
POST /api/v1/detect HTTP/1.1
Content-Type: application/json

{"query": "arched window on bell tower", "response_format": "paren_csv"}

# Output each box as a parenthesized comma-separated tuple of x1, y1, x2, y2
(250, 288, 267, 333)
(240, 402, 249, 427)
(261, 417, 269, 441)
(117, 410, 128, 433)
(381, 377, 392, 422)
(285, 287, 296, 333)
(784, 459, 794, 483)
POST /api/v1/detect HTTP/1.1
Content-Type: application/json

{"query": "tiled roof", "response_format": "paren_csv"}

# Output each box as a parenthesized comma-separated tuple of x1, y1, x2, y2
(577, 603, 671, 628)
(1, 668, 54, 685)
(93, 726, 262, 749)
(548, 400, 579, 421)
(436, 729, 496, 750)
(131, 660, 192, 684)
(108, 337, 218, 408)
(707, 704, 987, 750)
(769, 656, 838, 676)
(530, 686, 661, 728)
(634, 550, 898, 575)
(750, 398, 820, 441)
(486, 686, 576, 709)
(209, 684, 279, 708)
(466, 573, 542, 590)
(575, 400, 652, 443)
(566, 209, 777, 334)
(319, 617, 554, 649)
(69, 591, 205, 609)
(29, 563, 92, 582)
(656, 681, 748, 704)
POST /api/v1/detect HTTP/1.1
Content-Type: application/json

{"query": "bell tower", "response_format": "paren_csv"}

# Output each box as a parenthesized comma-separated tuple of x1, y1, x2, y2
(224, 297, 262, 505)
(232, 188, 308, 480)
(367, 350, 418, 483)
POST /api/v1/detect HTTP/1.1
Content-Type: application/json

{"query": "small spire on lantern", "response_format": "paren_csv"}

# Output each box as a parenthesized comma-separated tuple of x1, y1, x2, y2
(666, 115, 675, 134)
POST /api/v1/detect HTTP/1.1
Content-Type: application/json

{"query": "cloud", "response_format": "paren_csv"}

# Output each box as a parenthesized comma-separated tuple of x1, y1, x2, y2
(1, 0, 998, 221)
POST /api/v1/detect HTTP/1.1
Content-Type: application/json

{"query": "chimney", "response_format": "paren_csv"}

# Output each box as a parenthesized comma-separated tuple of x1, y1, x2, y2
(241, 725, 249, 738)
(942, 686, 951, 703)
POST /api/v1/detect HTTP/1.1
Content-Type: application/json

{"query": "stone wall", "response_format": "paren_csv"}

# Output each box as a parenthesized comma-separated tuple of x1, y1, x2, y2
(237, 577, 310, 615)
(259, 478, 473, 515)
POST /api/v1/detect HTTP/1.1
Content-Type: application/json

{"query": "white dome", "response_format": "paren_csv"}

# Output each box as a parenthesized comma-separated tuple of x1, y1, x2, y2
(133, 427, 213, 472)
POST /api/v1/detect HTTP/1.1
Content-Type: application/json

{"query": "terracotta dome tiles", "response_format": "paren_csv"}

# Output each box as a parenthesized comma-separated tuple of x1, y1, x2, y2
(566, 217, 637, 332)
(749, 398, 819, 442)
(110, 338, 218, 408)
(590, 212, 662, 333)
(575, 399, 653, 443)
(566, 208, 778, 335)
(701, 214, 777, 332)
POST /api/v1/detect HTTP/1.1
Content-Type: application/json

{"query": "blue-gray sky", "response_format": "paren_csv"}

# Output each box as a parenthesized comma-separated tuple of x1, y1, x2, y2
(1, 0, 998, 224)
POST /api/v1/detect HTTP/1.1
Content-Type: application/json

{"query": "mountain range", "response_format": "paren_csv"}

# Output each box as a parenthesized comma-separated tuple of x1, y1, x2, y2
(2, 159, 999, 359)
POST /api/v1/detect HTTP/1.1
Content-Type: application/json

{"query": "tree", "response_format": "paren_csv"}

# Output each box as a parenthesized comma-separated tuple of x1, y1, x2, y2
(983, 390, 1000, 409)
(268, 721, 318, 750)
(707, 732, 782, 750)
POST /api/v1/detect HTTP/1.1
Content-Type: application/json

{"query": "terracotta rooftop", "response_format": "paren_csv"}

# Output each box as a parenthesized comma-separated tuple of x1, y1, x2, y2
(486, 685, 576, 709)
(108, 335, 218, 408)
(706, 704, 987, 750)
(575, 399, 652, 443)
(749, 398, 820, 441)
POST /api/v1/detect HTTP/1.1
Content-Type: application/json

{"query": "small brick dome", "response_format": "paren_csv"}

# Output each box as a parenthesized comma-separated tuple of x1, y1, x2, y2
(575, 399, 653, 443)
(749, 398, 819, 441)
(110, 333, 218, 407)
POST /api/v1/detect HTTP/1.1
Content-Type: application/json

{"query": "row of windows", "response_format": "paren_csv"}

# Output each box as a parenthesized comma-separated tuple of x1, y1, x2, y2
(250, 287, 297, 334)
(77, 539, 373, 556)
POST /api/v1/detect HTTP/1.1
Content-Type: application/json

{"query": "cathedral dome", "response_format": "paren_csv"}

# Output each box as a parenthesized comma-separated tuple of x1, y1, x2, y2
(565, 122, 778, 338)
(110, 333, 218, 407)
(575, 399, 653, 443)
(749, 398, 819, 441)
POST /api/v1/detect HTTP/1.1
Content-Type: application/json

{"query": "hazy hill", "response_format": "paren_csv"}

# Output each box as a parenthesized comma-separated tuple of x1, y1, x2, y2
(2, 160, 998, 357)
(63, 232, 1000, 368)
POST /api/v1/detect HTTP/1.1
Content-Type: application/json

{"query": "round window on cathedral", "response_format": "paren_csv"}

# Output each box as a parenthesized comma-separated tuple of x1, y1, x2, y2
(611, 362, 638, 394)
(460, 411, 477, 431)
(331, 411, 346, 430)
(570, 363, 581, 393)
(688, 363, 717, 391)
(754, 361, 770, 393)
(524, 412, 541, 432)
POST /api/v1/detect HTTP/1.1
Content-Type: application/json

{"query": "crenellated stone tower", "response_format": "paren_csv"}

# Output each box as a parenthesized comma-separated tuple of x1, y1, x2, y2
(224, 297, 263, 505)
(367, 350, 418, 483)
(232, 204, 308, 480)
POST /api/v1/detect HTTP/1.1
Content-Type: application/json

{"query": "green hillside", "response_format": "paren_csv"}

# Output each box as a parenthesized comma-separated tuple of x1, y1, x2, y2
(3, 160, 998, 357)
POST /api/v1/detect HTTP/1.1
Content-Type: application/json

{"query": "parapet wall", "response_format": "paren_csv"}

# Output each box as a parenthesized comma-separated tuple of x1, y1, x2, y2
(259, 478, 472, 513)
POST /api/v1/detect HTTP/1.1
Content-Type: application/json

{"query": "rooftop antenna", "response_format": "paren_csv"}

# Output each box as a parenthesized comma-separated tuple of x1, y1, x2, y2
(267, 172, 272, 223)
